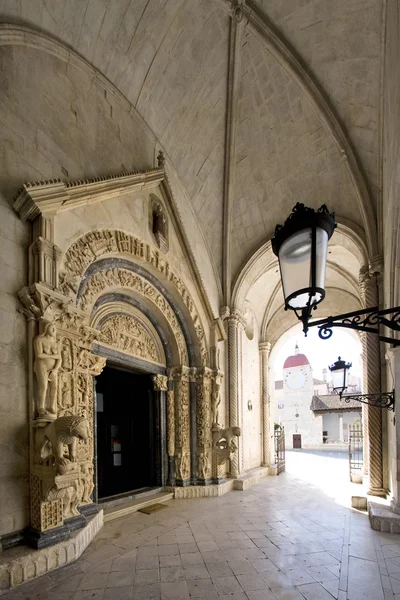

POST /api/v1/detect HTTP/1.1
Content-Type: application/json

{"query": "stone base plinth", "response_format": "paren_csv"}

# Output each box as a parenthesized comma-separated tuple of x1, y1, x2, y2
(0, 511, 103, 595)
(368, 501, 400, 533)
(232, 467, 269, 490)
(169, 466, 269, 498)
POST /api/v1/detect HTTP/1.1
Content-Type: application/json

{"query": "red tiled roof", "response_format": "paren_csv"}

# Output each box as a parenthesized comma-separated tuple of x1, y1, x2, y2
(283, 353, 310, 368)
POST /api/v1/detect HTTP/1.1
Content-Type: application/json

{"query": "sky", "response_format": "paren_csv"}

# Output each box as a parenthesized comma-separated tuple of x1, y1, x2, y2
(272, 323, 362, 382)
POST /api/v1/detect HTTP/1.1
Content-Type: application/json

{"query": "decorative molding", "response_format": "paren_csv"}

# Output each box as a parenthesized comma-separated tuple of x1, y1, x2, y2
(98, 314, 162, 365)
(14, 168, 164, 221)
(152, 374, 168, 391)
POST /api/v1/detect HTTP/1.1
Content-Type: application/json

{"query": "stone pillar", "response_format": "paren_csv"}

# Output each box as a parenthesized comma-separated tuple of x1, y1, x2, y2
(360, 266, 385, 496)
(360, 333, 369, 475)
(227, 310, 244, 477)
(387, 348, 400, 512)
(166, 383, 175, 486)
(338, 414, 344, 442)
(259, 342, 271, 466)
(171, 367, 191, 486)
(211, 372, 225, 483)
(152, 374, 168, 487)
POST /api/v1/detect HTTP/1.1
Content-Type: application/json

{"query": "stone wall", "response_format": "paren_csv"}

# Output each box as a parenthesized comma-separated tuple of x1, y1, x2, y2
(241, 323, 261, 470)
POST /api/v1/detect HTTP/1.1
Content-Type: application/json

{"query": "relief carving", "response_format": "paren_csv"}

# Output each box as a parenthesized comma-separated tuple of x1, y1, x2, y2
(175, 451, 190, 481)
(35, 415, 90, 475)
(213, 426, 241, 453)
(33, 322, 61, 418)
(80, 462, 94, 504)
(100, 315, 159, 363)
(152, 373, 168, 391)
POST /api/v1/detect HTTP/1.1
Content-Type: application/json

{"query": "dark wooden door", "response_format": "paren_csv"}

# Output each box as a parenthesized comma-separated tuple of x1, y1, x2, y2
(293, 434, 302, 449)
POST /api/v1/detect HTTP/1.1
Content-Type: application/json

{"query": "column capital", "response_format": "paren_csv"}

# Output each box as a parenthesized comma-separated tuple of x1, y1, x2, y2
(228, 308, 246, 329)
(259, 341, 271, 355)
(152, 373, 168, 391)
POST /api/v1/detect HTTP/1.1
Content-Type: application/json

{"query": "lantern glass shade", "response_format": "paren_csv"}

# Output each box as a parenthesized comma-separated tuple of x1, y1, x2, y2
(278, 227, 329, 310)
(329, 357, 352, 396)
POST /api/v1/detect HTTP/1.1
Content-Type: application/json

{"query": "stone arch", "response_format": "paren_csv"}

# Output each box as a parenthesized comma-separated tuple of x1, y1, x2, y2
(58, 229, 208, 367)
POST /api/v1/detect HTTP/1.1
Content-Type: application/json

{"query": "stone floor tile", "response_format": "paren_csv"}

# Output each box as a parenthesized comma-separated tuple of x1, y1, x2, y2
(217, 594, 248, 600)
(348, 556, 384, 600)
(251, 558, 277, 572)
(176, 534, 195, 544)
(212, 575, 243, 595)
(183, 565, 209, 580)
(235, 539, 257, 550)
(296, 582, 337, 600)
(159, 554, 182, 567)
(321, 578, 340, 598)
(186, 578, 217, 598)
(179, 542, 198, 553)
(107, 570, 135, 587)
(157, 544, 179, 556)
(242, 548, 266, 560)
(282, 567, 315, 586)
(135, 568, 161, 584)
(132, 583, 161, 600)
(270, 588, 305, 600)
(103, 585, 133, 600)
(160, 566, 185, 582)
(161, 581, 189, 599)
(206, 562, 234, 578)
(138, 546, 160, 558)
(78, 572, 109, 591)
(229, 531, 250, 540)
(197, 541, 219, 552)
(304, 565, 339, 583)
(228, 560, 257, 575)
(215, 539, 238, 550)
(111, 556, 136, 572)
(236, 573, 269, 591)
(73, 591, 104, 600)
(194, 533, 214, 542)
(259, 569, 292, 589)
(136, 556, 160, 570)
(201, 550, 227, 563)
(181, 552, 204, 566)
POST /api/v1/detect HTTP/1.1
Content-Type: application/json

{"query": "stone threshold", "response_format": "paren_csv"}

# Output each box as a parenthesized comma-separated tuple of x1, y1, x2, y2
(169, 466, 269, 498)
(0, 511, 103, 595)
(103, 491, 174, 522)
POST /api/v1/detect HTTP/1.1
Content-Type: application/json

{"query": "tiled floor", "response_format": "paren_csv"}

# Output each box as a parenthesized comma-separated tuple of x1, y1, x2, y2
(4, 451, 400, 600)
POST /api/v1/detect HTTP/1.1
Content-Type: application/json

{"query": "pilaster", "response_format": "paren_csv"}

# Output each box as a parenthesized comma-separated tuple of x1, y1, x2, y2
(227, 309, 246, 477)
(259, 341, 271, 466)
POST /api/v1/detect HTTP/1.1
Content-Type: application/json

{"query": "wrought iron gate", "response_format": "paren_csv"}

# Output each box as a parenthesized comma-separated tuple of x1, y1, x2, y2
(349, 424, 363, 482)
(274, 426, 285, 474)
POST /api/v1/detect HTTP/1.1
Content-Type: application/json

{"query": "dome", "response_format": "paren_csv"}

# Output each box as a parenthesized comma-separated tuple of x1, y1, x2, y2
(283, 343, 310, 369)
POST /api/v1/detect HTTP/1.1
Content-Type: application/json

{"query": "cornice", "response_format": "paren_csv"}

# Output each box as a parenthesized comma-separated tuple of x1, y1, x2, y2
(14, 168, 164, 221)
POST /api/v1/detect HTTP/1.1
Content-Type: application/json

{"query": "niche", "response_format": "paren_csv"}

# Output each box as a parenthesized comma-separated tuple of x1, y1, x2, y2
(149, 194, 169, 253)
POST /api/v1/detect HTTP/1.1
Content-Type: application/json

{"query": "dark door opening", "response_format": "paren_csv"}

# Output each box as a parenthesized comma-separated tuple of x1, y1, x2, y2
(293, 434, 302, 449)
(95, 365, 158, 500)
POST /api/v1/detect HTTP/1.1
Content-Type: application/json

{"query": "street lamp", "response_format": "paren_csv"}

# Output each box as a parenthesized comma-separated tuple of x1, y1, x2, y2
(328, 355, 395, 411)
(272, 203, 400, 411)
(328, 356, 352, 397)
(271, 203, 336, 335)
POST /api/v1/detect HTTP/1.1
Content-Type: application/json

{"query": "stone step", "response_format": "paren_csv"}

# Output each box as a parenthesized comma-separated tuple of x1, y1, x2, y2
(103, 492, 174, 522)
(368, 501, 400, 533)
(233, 466, 269, 491)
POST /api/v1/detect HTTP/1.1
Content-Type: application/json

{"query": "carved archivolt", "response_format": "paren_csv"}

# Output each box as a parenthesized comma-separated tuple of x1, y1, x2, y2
(58, 229, 208, 365)
(79, 267, 189, 365)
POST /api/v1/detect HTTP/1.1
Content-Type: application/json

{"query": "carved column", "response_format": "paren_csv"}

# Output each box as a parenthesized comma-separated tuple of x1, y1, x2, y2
(259, 342, 271, 466)
(152, 374, 168, 487)
(227, 310, 244, 477)
(166, 383, 175, 486)
(360, 266, 385, 496)
(171, 367, 191, 486)
(196, 368, 213, 484)
(360, 332, 369, 475)
(211, 372, 225, 482)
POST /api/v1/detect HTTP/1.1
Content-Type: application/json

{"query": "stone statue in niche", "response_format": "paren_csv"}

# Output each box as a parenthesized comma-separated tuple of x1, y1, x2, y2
(80, 462, 94, 503)
(35, 415, 90, 474)
(175, 451, 189, 480)
(198, 451, 210, 480)
(34, 322, 62, 418)
(211, 389, 221, 426)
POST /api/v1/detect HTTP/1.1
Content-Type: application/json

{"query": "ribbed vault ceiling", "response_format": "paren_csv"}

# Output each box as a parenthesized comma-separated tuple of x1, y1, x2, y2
(0, 0, 383, 307)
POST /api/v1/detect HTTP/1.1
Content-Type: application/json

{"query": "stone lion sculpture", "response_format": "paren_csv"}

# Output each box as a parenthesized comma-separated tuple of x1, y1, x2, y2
(35, 415, 90, 474)
(214, 426, 241, 453)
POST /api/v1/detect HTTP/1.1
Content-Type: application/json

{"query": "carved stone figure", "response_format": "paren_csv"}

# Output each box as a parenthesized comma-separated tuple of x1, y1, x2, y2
(35, 415, 90, 474)
(80, 462, 94, 504)
(211, 389, 221, 426)
(198, 451, 209, 480)
(33, 322, 62, 417)
(213, 426, 241, 453)
(175, 451, 189, 480)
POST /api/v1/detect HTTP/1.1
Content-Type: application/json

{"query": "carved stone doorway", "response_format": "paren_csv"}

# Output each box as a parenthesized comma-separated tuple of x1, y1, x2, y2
(95, 365, 162, 501)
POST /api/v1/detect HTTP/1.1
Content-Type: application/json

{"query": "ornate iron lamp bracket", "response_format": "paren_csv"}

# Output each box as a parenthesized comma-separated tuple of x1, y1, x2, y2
(307, 306, 400, 345)
(338, 390, 395, 412)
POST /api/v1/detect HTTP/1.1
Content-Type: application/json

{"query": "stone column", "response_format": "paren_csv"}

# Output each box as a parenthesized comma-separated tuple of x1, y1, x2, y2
(227, 310, 244, 477)
(387, 348, 400, 512)
(338, 414, 344, 442)
(211, 371, 224, 483)
(171, 367, 191, 486)
(166, 383, 175, 486)
(360, 266, 385, 496)
(360, 333, 369, 475)
(259, 342, 271, 466)
(152, 374, 168, 487)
